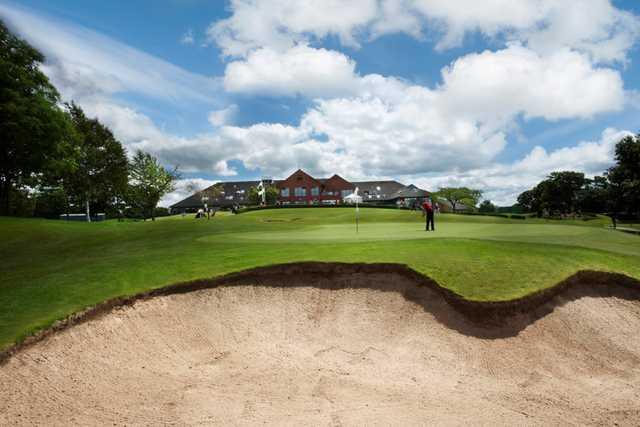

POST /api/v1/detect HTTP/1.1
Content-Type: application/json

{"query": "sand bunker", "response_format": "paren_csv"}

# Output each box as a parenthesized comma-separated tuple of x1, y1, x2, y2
(1, 263, 640, 426)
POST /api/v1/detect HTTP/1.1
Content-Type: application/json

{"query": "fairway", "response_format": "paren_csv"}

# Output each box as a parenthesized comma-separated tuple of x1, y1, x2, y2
(1, 207, 640, 351)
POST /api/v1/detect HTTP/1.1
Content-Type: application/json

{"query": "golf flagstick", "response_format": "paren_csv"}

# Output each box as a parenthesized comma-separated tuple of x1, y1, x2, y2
(354, 187, 359, 233)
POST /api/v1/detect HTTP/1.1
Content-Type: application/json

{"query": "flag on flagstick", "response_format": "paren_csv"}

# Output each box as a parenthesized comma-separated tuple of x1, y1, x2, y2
(343, 188, 362, 233)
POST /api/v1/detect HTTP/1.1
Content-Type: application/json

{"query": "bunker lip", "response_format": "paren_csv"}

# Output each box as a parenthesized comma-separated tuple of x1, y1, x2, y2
(1, 261, 639, 365)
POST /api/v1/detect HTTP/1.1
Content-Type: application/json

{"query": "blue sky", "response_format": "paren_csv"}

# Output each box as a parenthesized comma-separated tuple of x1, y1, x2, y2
(1, 0, 639, 205)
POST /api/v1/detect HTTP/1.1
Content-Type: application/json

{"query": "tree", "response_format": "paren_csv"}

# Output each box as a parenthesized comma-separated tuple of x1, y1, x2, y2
(478, 200, 497, 213)
(577, 176, 609, 214)
(436, 187, 483, 212)
(128, 150, 178, 221)
(248, 185, 279, 205)
(517, 189, 535, 213)
(0, 20, 76, 215)
(606, 134, 640, 217)
(541, 171, 586, 214)
(519, 171, 586, 216)
(65, 103, 129, 221)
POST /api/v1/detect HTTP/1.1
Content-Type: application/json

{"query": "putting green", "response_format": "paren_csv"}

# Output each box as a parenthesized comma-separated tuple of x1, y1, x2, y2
(211, 220, 640, 256)
(1, 208, 639, 350)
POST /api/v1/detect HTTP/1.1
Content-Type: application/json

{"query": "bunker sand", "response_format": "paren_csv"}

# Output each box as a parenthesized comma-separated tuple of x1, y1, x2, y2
(1, 264, 640, 425)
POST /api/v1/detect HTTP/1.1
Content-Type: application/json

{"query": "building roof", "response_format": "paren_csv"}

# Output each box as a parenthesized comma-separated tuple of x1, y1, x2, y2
(352, 180, 407, 202)
(171, 180, 263, 209)
(389, 184, 430, 200)
(323, 174, 355, 191)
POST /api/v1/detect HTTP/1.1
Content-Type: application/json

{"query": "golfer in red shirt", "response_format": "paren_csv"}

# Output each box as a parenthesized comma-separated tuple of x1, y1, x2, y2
(423, 198, 435, 231)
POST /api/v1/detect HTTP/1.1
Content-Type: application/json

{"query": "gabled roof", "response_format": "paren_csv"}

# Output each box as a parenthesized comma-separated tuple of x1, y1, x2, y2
(277, 169, 322, 187)
(323, 174, 355, 190)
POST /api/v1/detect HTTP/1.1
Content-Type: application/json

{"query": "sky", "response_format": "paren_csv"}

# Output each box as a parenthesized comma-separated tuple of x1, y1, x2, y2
(1, 0, 640, 206)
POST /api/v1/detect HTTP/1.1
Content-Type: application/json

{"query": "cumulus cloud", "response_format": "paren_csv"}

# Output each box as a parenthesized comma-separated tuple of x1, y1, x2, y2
(439, 44, 625, 123)
(224, 44, 359, 97)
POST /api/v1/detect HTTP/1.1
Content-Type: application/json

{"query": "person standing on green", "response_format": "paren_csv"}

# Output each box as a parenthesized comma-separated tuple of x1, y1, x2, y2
(422, 198, 435, 231)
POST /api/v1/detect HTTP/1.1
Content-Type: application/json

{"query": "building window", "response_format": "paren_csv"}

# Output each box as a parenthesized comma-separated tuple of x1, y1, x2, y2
(281, 188, 289, 197)
(311, 187, 319, 196)
(295, 187, 307, 197)
(341, 189, 353, 198)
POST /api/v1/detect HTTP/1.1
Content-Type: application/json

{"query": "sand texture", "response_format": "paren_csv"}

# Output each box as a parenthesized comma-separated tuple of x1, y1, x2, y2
(1, 264, 640, 426)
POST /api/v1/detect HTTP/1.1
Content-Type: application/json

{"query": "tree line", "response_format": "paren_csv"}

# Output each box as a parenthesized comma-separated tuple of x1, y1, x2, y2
(516, 135, 640, 221)
(1, 20, 177, 221)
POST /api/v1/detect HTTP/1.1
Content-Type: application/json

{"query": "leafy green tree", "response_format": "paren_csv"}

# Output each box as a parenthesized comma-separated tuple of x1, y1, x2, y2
(577, 176, 609, 214)
(541, 171, 586, 214)
(0, 20, 76, 215)
(517, 189, 535, 213)
(436, 187, 483, 212)
(128, 150, 178, 221)
(520, 171, 586, 216)
(65, 103, 129, 221)
(606, 134, 640, 217)
(478, 200, 497, 213)
(33, 186, 70, 219)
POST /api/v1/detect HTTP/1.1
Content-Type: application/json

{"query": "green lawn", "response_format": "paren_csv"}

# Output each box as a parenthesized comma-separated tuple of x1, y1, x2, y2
(1, 207, 639, 350)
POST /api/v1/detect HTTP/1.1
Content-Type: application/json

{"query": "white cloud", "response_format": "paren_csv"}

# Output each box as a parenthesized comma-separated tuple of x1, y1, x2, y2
(180, 29, 195, 45)
(208, 0, 379, 57)
(224, 44, 359, 97)
(208, 104, 239, 127)
(213, 160, 238, 176)
(439, 44, 625, 123)
(522, 1, 640, 64)
(380, 0, 546, 50)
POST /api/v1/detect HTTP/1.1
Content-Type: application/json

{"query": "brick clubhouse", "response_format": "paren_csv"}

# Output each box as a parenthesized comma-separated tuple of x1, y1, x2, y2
(171, 169, 431, 212)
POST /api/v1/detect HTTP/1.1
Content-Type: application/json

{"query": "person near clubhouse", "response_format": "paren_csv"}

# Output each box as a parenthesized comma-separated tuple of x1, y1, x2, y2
(423, 198, 435, 231)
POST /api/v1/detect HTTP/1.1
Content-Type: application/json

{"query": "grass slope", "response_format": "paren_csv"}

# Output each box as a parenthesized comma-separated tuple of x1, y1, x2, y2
(1, 208, 639, 350)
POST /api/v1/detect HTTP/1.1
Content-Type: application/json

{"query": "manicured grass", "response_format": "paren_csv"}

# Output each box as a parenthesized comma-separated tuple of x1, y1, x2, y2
(1, 208, 639, 350)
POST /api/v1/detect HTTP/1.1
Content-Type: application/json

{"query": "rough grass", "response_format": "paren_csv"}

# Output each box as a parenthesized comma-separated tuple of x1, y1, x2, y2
(1, 208, 639, 350)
